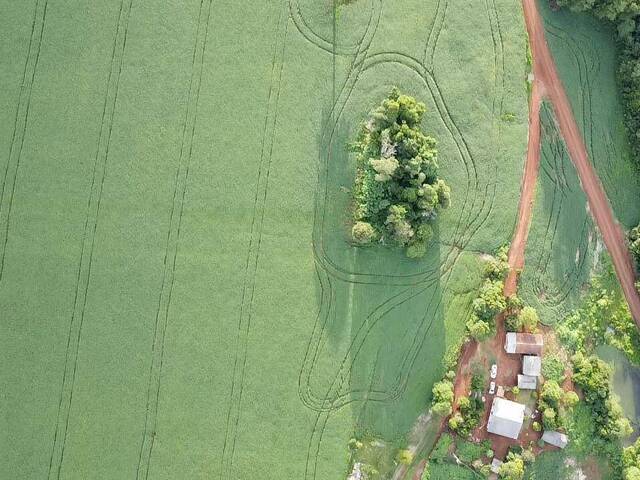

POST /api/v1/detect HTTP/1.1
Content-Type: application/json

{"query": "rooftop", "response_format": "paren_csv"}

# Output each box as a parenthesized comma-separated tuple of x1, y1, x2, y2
(542, 431, 569, 449)
(505, 332, 544, 355)
(517, 374, 537, 390)
(522, 355, 542, 376)
(487, 397, 525, 439)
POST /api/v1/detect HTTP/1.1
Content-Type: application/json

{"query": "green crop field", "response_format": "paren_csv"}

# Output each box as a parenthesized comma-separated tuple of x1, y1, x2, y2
(0, 1, 528, 479)
(519, 103, 597, 325)
(538, 0, 640, 229)
(521, 1, 640, 326)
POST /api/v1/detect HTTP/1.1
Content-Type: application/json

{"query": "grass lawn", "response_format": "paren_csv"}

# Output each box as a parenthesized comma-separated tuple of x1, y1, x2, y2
(0, 1, 528, 479)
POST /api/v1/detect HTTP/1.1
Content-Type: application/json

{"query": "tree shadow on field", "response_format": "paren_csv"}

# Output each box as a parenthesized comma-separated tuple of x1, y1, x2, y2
(347, 239, 445, 441)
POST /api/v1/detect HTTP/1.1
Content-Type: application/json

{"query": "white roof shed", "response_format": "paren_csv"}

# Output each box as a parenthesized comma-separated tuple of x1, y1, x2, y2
(487, 397, 525, 439)
(523, 355, 542, 376)
(542, 431, 569, 449)
(517, 374, 537, 390)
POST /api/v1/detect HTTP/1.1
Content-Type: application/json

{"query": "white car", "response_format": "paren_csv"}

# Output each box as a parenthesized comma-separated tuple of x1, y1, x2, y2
(490, 364, 498, 379)
(489, 381, 496, 395)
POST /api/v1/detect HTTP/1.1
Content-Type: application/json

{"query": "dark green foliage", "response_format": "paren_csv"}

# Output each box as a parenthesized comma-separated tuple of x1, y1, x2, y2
(448, 395, 483, 437)
(455, 438, 491, 464)
(350, 88, 450, 257)
(572, 352, 633, 440)
(430, 433, 453, 463)
(630, 225, 640, 264)
(557, 261, 640, 364)
(542, 356, 567, 383)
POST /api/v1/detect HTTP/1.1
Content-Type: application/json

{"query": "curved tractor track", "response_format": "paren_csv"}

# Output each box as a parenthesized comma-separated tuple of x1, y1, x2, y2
(522, 0, 640, 324)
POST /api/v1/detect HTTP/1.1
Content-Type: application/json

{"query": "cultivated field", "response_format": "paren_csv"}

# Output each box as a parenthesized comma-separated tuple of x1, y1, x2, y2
(520, 1, 640, 326)
(538, 0, 640, 229)
(519, 103, 597, 325)
(0, 1, 528, 479)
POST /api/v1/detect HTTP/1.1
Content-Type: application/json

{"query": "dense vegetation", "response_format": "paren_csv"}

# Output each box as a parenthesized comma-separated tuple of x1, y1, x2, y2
(448, 374, 484, 437)
(557, 261, 640, 363)
(466, 247, 510, 339)
(558, 0, 640, 166)
(350, 88, 451, 258)
(536, 379, 578, 431)
(571, 352, 632, 441)
(630, 224, 640, 265)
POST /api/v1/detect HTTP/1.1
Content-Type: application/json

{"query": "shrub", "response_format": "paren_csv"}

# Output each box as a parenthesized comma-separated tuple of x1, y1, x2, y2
(518, 306, 539, 332)
(351, 221, 377, 244)
(499, 452, 525, 480)
(542, 356, 566, 383)
(396, 449, 414, 465)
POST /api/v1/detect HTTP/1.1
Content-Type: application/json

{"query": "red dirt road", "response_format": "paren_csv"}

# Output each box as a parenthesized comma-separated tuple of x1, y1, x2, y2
(522, 0, 640, 324)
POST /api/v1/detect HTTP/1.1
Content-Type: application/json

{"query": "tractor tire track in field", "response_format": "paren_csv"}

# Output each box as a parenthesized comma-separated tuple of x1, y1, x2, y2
(0, 0, 48, 282)
(135, 1, 213, 478)
(46, 1, 133, 479)
(218, 5, 289, 479)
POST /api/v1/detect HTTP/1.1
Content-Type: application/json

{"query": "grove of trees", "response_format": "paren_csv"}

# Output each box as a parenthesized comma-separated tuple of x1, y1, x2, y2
(350, 88, 450, 258)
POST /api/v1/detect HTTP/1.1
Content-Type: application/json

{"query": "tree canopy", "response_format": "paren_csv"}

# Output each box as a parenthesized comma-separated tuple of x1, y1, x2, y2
(350, 88, 450, 258)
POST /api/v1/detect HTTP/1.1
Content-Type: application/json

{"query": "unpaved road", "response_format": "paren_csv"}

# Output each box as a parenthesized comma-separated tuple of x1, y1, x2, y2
(522, 0, 640, 324)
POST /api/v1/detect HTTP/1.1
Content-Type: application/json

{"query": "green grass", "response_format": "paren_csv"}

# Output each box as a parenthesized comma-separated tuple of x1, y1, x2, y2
(537, 0, 640, 229)
(428, 462, 478, 480)
(0, 1, 528, 479)
(519, 102, 596, 325)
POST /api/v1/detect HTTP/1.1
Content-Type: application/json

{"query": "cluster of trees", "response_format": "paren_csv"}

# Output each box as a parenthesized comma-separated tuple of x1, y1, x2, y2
(431, 372, 455, 417)
(466, 247, 510, 340)
(350, 88, 450, 258)
(557, 0, 640, 166)
(498, 452, 527, 480)
(572, 352, 633, 441)
(623, 437, 640, 480)
(536, 378, 579, 431)
(448, 374, 484, 436)
(557, 262, 640, 364)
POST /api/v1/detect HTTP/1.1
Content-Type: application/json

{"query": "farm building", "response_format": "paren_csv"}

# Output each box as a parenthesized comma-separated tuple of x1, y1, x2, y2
(517, 374, 537, 390)
(487, 397, 525, 439)
(522, 355, 542, 376)
(504, 332, 543, 355)
(541, 431, 569, 449)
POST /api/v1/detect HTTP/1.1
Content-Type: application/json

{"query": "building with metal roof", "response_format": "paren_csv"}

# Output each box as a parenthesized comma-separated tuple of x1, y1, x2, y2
(505, 332, 543, 355)
(486, 397, 525, 439)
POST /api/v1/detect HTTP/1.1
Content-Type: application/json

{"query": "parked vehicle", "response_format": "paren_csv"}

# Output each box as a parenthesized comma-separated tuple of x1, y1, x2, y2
(489, 381, 496, 395)
(490, 364, 498, 379)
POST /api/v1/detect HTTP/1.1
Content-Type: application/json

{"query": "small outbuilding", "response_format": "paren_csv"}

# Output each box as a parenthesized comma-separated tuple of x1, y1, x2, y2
(541, 431, 569, 449)
(522, 355, 542, 376)
(487, 397, 525, 440)
(517, 374, 537, 390)
(505, 332, 544, 355)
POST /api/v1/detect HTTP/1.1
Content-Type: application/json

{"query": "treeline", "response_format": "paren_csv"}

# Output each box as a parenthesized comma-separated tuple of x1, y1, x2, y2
(558, 0, 640, 166)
